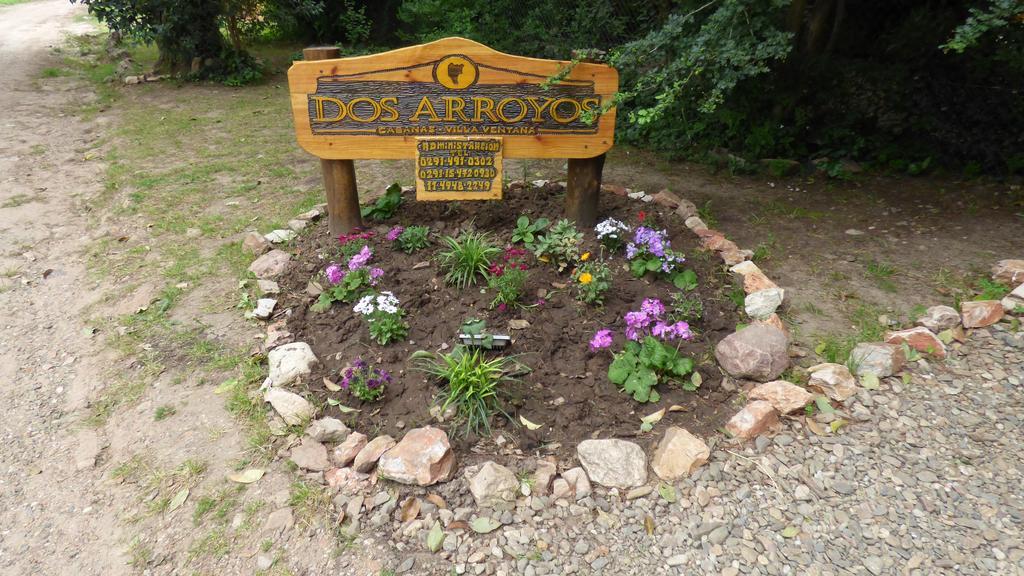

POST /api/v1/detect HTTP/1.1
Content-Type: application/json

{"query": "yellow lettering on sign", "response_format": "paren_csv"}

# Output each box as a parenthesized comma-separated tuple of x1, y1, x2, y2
(524, 97, 554, 122)
(411, 97, 441, 122)
(443, 97, 472, 122)
(497, 98, 527, 123)
(379, 97, 400, 121)
(472, 97, 499, 122)
(549, 98, 582, 124)
(312, 96, 346, 122)
(347, 97, 381, 123)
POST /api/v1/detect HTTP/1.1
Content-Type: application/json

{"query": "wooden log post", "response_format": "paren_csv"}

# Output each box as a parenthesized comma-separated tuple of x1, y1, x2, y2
(564, 50, 608, 228)
(565, 154, 605, 228)
(303, 46, 363, 235)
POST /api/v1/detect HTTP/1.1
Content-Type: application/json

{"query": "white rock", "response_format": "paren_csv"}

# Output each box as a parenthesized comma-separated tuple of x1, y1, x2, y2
(268, 342, 317, 386)
(576, 439, 647, 488)
(257, 279, 280, 295)
(306, 417, 350, 443)
(651, 427, 709, 481)
(744, 288, 785, 319)
(469, 461, 519, 507)
(915, 305, 960, 332)
(264, 387, 312, 426)
(1000, 283, 1024, 312)
(849, 343, 905, 378)
(264, 229, 297, 244)
(807, 363, 858, 401)
(251, 298, 276, 320)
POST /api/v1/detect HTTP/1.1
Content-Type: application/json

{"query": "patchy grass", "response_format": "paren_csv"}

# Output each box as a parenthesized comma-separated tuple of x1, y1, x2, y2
(111, 456, 209, 517)
(2, 193, 38, 208)
(866, 260, 898, 292)
(154, 404, 177, 421)
(813, 305, 888, 364)
(288, 481, 333, 529)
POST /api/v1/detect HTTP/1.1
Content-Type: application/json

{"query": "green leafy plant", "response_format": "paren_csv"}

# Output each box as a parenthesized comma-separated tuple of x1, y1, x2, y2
(361, 183, 402, 221)
(411, 347, 519, 436)
(395, 225, 430, 253)
(311, 246, 381, 312)
(511, 215, 550, 249)
(437, 231, 500, 289)
(488, 247, 530, 310)
(671, 292, 704, 322)
(340, 359, 389, 402)
(608, 336, 695, 402)
(353, 292, 408, 345)
(532, 219, 582, 272)
(974, 277, 1010, 301)
(572, 258, 612, 305)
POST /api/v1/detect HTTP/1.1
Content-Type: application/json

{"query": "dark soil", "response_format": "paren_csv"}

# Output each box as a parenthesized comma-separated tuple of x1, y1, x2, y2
(277, 184, 742, 459)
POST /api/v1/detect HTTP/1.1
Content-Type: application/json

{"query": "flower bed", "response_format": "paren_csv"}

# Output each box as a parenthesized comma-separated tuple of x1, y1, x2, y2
(275, 183, 741, 457)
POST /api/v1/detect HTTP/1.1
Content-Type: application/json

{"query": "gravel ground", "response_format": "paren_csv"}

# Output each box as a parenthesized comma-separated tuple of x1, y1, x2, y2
(345, 323, 1023, 576)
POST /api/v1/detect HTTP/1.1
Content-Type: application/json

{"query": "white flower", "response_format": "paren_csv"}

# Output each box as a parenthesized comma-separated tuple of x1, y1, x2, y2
(595, 218, 629, 239)
(375, 291, 400, 315)
(353, 295, 375, 316)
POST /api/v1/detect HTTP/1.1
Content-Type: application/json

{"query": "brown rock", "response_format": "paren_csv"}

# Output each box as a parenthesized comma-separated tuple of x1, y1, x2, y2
(652, 189, 682, 209)
(684, 216, 708, 231)
(352, 435, 396, 473)
(748, 380, 814, 414)
(533, 458, 557, 496)
(992, 259, 1024, 285)
(885, 327, 946, 359)
(807, 363, 859, 401)
(725, 401, 779, 439)
(550, 478, 573, 501)
(960, 300, 1004, 329)
(265, 320, 293, 349)
(248, 249, 292, 279)
(730, 261, 779, 294)
(714, 325, 790, 382)
(720, 248, 749, 266)
(1002, 283, 1024, 312)
(651, 427, 710, 481)
(601, 183, 628, 197)
(332, 432, 368, 467)
(243, 231, 270, 256)
(561, 467, 591, 500)
(468, 461, 519, 507)
(376, 426, 454, 486)
(675, 198, 698, 219)
(752, 313, 789, 338)
(915, 305, 961, 332)
(289, 437, 330, 471)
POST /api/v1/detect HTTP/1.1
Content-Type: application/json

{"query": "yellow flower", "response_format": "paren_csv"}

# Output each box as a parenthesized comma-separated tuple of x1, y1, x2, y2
(581, 252, 591, 261)
(579, 272, 593, 284)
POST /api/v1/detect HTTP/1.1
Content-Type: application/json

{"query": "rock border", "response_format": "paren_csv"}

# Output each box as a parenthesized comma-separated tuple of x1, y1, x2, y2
(236, 183, 1023, 562)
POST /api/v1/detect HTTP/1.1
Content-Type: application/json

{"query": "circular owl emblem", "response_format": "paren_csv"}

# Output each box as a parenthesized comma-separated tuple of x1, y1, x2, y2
(434, 55, 478, 90)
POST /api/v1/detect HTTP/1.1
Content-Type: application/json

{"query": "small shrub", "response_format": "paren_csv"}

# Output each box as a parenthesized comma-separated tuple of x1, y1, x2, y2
(671, 292, 704, 322)
(353, 292, 408, 345)
(626, 226, 695, 290)
(411, 347, 518, 436)
(488, 248, 529, 310)
(573, 256, 612, 305)
(511, 215, 549, 249)
(389, 225, 430, 253)
(437, 231, 501, 289)
(311, 246, 382, 311)
(361, 183, 402, 221)
(340, 359, 390, 402)
(532, 219, 582, 272)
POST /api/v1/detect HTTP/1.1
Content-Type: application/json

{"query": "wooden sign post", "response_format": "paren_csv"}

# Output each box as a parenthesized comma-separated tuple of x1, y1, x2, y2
(289, 38, 618, 233)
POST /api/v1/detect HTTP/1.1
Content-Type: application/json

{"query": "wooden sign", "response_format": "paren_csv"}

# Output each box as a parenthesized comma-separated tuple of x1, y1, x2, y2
(288, 37, 618, 160)
(415, 137, 503, 200)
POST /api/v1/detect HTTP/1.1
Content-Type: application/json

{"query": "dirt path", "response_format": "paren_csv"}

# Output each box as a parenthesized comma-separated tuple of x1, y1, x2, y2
(0, 3, 155, 574)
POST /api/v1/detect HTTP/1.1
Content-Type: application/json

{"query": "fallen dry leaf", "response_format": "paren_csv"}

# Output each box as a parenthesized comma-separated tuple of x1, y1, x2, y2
(426, 494, 447, 509)
(400, 497, 420, 523)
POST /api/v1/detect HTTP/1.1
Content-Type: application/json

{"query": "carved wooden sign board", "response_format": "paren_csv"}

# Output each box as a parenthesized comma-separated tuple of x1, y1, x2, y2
(288, 37, 617, 201)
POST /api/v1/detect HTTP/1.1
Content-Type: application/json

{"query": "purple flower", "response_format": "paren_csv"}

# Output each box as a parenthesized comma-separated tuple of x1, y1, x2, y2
(625, 243, 638, 259)
(589, 329, 614, 352)
(536, 298, 546, 306)
(325, 264, 344, 284)
(348, 245, 372, 270)
(497, 303, 508, 313)
(653, 320, 693, 341)
(386, 226, 405, 242)
(370, 267, 384, 280)
(640, 298, 665, 318)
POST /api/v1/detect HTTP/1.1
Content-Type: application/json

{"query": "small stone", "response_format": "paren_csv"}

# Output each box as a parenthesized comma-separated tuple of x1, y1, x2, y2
(675, 198, 698, 219)
(916, 305, 961, 332)
(807, 363, 859, 401)
(561, 467, 591, 500)
(651, 427, 710, 481)
(332, 432, 366, 466)
(751, 313, 789, 337)
(1002, 283, 1024, 312)
(251, 298, 276, 320)
(684, 216, 708, 231)
(352, 435, 396, 473)
(730, 261, 778, 293)
(714, 325, 790, 382)
(248, 249, 291, 278)
(576, 439, 647, 488)
(961, 300, 1004, 328)
(849, 343, 905, 378)
(550, 478, 573, 501)
(257, 279, 280, 295)
(748, 380, 814, 414)
(264, 229, 296, 244)
(651, 189, 681, 209)
(744, 288, 785, 319)
(725, 401, 779, 439)
(992, 259, 1024, 285)
(626, 485, 653, 500)
(290, 437, 330, 471)
(287, 219, 307, 232)
(243, 231, 270, 255)
(265, 320, 293, 350)
(885, 326, 946, 359)
(74, 430, 101, 470)
(306, 417, 350, 444)
(469, 461, 519, 507)
(264, 387, 313, 426)
(377, 426, 454, 486)
(262, 507, 293, 538)
(533, 458, 557, 496)
(267, 342, 318, 386)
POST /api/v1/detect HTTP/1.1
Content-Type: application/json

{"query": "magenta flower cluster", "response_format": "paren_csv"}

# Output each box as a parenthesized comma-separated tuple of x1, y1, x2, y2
(324, 245, 383, 286)
(386, 226, 405, 242)
(589, 298, 693, 351)
(341, 358, 391, 390)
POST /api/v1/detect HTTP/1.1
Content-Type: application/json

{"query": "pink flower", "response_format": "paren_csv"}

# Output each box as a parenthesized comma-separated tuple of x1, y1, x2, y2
(386, 226, 404, 242)
(348, 245, 372, 270)
(589, 329, 614, 351)
(325, 264, 344, 284)
(497, 303, 508, 313)
(370, 267, 384, 280)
